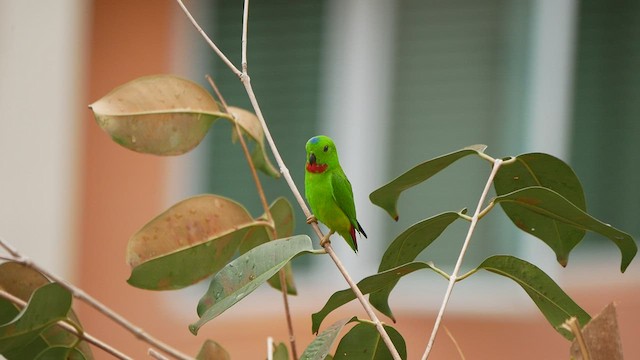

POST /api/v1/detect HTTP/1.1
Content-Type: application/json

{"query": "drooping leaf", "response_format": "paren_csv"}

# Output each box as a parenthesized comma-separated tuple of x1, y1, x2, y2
(89, 74, 227, 155)
(478, 255, 591, 340)
(0, 283, 72, 353)
(494, 154, 588, 267)
(312, 262, 437, 334)
(196, 339, 230, 360)
(493, 187, 637, 272)
(126, 195, 273, 290)
(301, 318, 354, 360)
(271, 342, 289, 360)
(190, 236, 315, 334)
(569, 303, 622, 360)
(0, 263, 93, 359)
(333, 321, 407, 360)
(370, 145, 487, 220)
(228, 106, 280, 178)
(370, 211, 462, 321)
(494, 153, 586, 207)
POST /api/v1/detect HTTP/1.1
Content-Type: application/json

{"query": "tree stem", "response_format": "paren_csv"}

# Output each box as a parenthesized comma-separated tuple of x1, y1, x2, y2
(206, 74, 298, 360)
(421, 159, 503, 360)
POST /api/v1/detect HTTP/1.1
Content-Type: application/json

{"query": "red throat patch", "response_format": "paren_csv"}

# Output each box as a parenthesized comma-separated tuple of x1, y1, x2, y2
(306, 163, 328, 173)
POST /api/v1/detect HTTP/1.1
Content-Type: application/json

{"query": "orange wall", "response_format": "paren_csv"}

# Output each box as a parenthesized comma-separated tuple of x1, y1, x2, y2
(77, 1, 639, 359)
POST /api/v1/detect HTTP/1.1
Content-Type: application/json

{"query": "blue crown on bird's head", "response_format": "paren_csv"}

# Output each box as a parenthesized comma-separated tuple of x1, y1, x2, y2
(309, 136, 321, 144)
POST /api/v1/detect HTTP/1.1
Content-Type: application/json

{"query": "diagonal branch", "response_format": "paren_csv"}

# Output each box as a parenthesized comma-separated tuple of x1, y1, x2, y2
(0, 289, 133, 360)
(421, 159, 504, 360)
(0, 237, 192, 360)
(175, 1, 402, 358)
(206, 75, 298, 360)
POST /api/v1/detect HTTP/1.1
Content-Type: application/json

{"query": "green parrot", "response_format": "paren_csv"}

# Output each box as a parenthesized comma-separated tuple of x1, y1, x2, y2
(304, 135, 367, 252)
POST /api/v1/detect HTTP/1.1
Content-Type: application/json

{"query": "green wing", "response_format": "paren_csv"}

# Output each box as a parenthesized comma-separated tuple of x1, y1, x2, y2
(331, 169, 358, 227)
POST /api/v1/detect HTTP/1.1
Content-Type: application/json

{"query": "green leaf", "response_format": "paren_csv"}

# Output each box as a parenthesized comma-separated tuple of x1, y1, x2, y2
(0, 263, 93, 359)
(494, 153, 588, 266)
(239, 197, 298, 295)
(494, 153, 586, 207)
(301, 318, 354, 360)
(371, 211, 462, 321)
(35, 346, 86, 360)
(478, 255, 591, 340)
(312, 262, 437, 334)
(126, 194, 273, 290)
(370, 145, 487, 220)
(493, 187, 637, 272)
(333, 321, 407, 360)
(196, 339, 230, 360)
(89, 74, 227, 156)
(0, 283, 72, 353)
(271, 342, 289, 360)
(190, 236, 315, 334)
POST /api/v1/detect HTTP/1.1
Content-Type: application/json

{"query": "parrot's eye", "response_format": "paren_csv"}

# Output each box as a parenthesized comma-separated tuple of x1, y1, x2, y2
(323, 145, 329, 152)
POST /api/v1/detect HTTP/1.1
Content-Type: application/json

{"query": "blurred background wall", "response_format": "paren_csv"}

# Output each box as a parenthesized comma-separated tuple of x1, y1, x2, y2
(0, 0, 638, 359)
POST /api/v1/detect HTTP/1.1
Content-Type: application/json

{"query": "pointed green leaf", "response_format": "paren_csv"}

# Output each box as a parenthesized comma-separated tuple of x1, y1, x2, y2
(370, 145, 487, 220)
(333, 321, 407, 360)
(0, 283, 71, 353)
(494, 153, 588, 267)
(301, 318, 354, 360)
(190, 236, 315, 334)
(370, 211, 462, 321)
(312, 262, 437, 334)
(89, 74, 227, 155)
(271, 342, 289, 360)
(126, 195, 273, 290)
(0, 263, 93, 359)
(239, 197, 298, 295)
(196, 339, 230, 360)
(494, 187, 637, 272)
(478, 255, 591, 340)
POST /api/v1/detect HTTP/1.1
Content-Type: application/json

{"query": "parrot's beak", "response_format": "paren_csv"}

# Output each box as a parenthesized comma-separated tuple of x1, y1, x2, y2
(309, 153, 316, 165)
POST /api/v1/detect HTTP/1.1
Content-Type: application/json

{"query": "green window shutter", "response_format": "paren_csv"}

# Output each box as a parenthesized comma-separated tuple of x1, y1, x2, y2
(570, 1, 640, 247)
(387, 0, 530, 264)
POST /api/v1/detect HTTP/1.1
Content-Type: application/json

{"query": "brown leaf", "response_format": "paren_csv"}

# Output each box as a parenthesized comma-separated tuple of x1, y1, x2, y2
(570, 302, 623, 360)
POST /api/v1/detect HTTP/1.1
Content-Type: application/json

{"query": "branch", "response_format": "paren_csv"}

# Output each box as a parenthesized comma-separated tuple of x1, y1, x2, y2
(0, 289, 133, 360)
(175, 0, 242, 78)
(0, 237, 192, 360)
(206, 75, 298, 360)
(176, 1, 402, 358)
(421, 159, 504, 360)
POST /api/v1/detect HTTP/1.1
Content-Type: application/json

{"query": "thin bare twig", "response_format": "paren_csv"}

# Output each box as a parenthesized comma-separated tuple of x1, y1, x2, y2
(241, 0, 249, 73)
(421, 159, 504, 360)
(206, 75, 298, 360)
(0, 237, 192, 360)
(0, 289, 133, 360)
(149, 348, 171, 360)
(562, 317, 590, 360)
(176, 1, 402, 358)
(444, 326, 466, 360)
(175, 0, 242, 78)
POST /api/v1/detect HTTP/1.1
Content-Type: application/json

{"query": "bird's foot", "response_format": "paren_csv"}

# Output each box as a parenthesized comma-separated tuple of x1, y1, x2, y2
(320, 230, 334, 248)
(306, 215, 318, 224)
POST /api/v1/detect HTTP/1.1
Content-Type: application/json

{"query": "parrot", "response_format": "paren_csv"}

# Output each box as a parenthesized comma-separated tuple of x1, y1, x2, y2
(304, 135, 367, 252)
